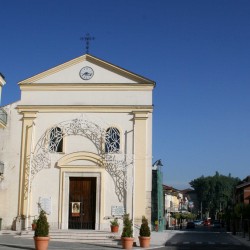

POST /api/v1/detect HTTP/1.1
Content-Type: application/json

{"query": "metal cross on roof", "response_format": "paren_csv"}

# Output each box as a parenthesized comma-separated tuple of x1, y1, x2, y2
(80, 33, 95, 54)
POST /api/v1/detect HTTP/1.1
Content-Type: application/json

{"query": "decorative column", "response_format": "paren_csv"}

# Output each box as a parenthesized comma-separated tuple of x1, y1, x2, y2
(18, 112, 37, 216)
(133, 111, 152, 224)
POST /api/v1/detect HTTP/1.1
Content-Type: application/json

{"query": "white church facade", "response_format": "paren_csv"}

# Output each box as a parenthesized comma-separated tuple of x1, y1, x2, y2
(0, 54, 155, 231)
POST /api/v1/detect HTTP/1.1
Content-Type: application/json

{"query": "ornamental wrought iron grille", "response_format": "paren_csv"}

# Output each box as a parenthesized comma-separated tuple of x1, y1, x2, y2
(49, 127, 63, 152)
(105, 127, 120, 153)
(24, 117, 133, 201)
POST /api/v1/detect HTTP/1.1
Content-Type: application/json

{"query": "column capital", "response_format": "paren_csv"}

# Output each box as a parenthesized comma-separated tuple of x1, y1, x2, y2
(132, 111, 149, 120)
(21, 111, 37, 120)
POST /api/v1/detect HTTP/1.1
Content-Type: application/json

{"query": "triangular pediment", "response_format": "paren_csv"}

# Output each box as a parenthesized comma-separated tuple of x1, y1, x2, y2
(19, 54, 155, 85)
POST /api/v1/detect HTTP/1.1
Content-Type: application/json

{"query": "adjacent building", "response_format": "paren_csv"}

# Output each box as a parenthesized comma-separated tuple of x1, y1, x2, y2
(235, 176, 250, 205)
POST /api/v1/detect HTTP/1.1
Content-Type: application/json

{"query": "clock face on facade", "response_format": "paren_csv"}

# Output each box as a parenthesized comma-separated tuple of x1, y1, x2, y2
(79, 66, 94, 80)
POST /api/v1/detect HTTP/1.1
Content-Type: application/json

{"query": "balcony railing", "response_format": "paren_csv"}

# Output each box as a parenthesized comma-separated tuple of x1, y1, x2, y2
(0, 108, 7, 127)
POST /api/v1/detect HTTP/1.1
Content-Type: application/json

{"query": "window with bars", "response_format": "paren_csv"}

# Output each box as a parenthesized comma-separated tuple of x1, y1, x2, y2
(49, 127, 63, 153)
(105, 127, 120, 153)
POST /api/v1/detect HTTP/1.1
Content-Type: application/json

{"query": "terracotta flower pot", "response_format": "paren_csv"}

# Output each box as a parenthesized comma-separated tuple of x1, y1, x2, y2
(121, 237, 134, 249)
(139, 236, 151, 248)
(32, 223, 37, 231)
(111, 225, 119, 233)
(34, 236, 50, 250)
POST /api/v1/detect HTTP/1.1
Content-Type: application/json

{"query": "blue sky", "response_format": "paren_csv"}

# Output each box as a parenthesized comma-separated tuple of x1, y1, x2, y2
(1, 0, 249, 189)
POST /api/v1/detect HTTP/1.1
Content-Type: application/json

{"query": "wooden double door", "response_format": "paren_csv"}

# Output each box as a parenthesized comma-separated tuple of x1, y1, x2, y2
(68, 177, 96, 229)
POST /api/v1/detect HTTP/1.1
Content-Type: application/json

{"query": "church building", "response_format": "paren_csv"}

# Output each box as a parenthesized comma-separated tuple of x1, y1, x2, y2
(0, 54, 155, 230)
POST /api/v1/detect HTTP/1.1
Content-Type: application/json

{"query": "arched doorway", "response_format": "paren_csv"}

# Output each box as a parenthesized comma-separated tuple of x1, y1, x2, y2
(57, 152, 103, 230)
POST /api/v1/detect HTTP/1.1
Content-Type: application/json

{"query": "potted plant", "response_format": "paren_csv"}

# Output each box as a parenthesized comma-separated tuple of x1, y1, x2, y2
(110, 217, 119, 233)
(34, 205, 50, 250)
(32, 218, 37, 231)
(121, 213, 134, 249)
(139, 216, 151, 248)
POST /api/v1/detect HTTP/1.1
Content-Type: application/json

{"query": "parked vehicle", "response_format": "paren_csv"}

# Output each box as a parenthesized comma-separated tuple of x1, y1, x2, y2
(186, 221, 195, 229)
(213, 220, 221, 228)
(193, 220, 203, 225)
(203, 219, 211, 226)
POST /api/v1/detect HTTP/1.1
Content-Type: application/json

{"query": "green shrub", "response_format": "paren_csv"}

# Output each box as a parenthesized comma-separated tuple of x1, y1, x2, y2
(110, 217, 119, 226)
(34, 207, 49, 237)
(139, 216, 151, 237)
(121, 214, 133, 238)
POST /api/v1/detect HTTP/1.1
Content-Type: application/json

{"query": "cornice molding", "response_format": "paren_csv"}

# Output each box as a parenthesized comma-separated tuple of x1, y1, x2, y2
(19, 55, 87, 84)
(19, 83, 154, 91)
(16, 105, 154, 113)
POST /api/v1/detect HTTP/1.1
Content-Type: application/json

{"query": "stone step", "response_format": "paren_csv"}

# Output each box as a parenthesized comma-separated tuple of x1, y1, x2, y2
(13, 230, 121, 245)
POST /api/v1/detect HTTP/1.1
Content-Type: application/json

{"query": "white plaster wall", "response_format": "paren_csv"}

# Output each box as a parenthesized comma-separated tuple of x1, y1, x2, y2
(0, 102, 22, 229)
(65, 135, 98, 155)
(30, 167, 59, 227)
(20, 90, 152, 106)
(103, 171, 124, 228)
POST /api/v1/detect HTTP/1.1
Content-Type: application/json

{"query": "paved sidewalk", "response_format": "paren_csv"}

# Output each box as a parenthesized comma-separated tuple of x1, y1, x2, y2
(228, 231, 250, 248)
(0, 230, 169, 250)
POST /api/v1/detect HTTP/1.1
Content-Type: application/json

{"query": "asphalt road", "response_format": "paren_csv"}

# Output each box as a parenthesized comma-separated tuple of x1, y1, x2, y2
(160, 226, 250, 250)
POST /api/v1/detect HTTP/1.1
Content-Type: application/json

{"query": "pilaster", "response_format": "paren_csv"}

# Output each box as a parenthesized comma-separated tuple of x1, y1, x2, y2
(133, 111, 151, 224)
(18, 112, 37, 216)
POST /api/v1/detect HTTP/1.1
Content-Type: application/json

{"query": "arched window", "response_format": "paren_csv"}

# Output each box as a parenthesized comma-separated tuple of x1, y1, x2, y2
(105, 127, 120, 153)
(49, 127, 63, 153)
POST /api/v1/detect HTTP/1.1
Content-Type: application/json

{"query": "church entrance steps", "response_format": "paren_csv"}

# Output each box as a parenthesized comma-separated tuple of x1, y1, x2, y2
(13, 230, 121, 245)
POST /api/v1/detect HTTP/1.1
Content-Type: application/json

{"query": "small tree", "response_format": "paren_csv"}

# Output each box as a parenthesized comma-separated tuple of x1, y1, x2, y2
(139, 216, 150, 237)
(121, 213, 133, 238)
(34, 205, 49, 237)
(110, 217, 119, 226)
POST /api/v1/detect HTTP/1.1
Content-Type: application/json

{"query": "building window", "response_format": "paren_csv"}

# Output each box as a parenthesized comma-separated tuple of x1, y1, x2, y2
(170, 201, 173, 208)
(49, 127, 63, 153)
(105, 127, 120, 153)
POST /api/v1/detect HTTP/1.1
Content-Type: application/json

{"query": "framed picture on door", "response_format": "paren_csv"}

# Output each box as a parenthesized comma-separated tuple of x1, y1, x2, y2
(71, 202, 81, 217)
